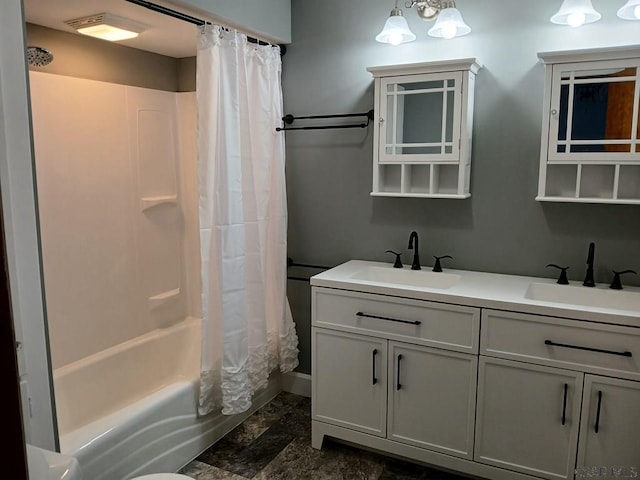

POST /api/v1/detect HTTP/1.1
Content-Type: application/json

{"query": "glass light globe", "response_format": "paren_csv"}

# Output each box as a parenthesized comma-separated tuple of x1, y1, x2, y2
(375, 11, 416, 45)
(617, 0, 640, 20)
(428, 7, 471, 39)
(550, 0, 601, 27)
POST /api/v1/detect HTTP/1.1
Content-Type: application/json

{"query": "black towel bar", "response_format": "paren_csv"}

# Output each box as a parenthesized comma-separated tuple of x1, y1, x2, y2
(276, 110, 374, 132)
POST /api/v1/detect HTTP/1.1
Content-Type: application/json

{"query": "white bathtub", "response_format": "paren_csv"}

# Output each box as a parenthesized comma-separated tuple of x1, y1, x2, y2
(53, 317, 281, 480)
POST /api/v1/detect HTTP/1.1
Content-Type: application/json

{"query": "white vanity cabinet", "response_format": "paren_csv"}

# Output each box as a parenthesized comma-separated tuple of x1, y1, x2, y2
(537, 46, 640, 204)
(310, 261, 640, 480)
(476, 309, 640, 480)
(311, 287, 480, 461)
(367, 59, 481, 198)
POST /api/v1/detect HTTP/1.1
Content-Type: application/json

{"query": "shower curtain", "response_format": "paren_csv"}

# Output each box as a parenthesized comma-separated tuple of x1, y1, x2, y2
(197, 25, 299, 416)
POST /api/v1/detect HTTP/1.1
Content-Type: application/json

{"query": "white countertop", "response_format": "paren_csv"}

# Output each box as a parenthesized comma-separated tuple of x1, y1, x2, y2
(310, 260, 640, 328)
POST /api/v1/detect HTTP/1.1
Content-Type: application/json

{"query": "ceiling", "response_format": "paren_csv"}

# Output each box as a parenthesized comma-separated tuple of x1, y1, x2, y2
(23, 0, 199, 58)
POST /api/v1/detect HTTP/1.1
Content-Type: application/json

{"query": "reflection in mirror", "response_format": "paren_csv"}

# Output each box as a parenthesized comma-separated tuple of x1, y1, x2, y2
(385, 79, 456, 155)
(557, 67, 639, 153)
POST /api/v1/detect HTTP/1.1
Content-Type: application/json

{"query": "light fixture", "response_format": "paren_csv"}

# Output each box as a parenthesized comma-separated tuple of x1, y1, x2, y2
(406, 0, 471, 39)
(617, 0, 640, 20)
(427, 2, 471, 38)
(376, 0, 416, 45)
(550, 0, 601, 27)
(65, 13, 147, 42)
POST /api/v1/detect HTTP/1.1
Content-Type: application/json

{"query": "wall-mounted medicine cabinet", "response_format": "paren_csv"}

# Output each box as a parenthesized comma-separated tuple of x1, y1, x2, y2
(367, 59, 481, 199)
(537, 46, 640, 204)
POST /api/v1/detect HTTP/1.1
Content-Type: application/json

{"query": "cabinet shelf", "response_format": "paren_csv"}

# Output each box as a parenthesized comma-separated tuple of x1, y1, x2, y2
(368, 59, 480, 199)
(371, 192, 471, 199)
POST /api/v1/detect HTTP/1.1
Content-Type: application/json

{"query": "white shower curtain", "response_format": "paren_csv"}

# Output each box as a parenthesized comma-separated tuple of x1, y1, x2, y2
(196, 25, 299, 416)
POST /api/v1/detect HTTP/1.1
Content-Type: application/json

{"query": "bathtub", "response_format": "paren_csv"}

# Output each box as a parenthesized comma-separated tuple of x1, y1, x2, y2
(53, 317, 281, 480)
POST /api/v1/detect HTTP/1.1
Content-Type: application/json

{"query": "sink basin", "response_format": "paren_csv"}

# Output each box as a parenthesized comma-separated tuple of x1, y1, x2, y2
(525, 282, 640, 313)
(349, 266, 460, 289)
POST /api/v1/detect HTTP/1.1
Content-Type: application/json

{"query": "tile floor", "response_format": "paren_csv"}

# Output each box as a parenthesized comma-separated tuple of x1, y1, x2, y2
(179, 392, 468, 480)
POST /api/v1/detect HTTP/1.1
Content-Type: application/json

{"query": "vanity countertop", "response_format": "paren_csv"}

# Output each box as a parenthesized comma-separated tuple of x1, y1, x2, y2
(310, 260, 640, 328)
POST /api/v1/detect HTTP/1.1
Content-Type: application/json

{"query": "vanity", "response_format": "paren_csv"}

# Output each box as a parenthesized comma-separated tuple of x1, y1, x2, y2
(310, 261, 640, 480)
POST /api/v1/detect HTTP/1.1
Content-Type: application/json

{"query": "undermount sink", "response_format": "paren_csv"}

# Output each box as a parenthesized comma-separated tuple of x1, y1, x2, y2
(349, 265, 460, 289)
(525, 282, 640, 313)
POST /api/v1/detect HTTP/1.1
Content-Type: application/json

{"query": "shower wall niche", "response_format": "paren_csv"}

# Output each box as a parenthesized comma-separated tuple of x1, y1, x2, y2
(29, 72, 200, 369)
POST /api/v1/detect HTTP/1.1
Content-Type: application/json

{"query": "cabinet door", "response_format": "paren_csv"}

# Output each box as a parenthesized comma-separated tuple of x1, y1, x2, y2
(379, 71, 462, 163)
(387, 342, 477, 459)
(548, 59, 640, 163)
(312, 328, 387, 437)
(474, 357, 583, 480)
(577, 375, 640, 470)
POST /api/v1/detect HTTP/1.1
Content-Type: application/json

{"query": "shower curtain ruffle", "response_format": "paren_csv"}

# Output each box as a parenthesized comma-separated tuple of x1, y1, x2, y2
(196, 25, 299, 417)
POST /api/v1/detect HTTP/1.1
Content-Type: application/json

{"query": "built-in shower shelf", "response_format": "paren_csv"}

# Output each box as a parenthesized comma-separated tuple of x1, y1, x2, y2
(140, 195, 178, 211)
(148, 288, 180, 310)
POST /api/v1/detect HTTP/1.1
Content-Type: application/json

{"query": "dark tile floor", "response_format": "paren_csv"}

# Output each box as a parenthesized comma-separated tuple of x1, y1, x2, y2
(179, 392, 468, 480)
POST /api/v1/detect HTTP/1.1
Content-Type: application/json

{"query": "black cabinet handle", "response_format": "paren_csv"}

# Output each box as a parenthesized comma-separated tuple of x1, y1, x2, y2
(545, 340, 632, 357)
(356, 312, 421, 326)
(595, 390, 602, 434)
(396, 354, 403, 391)
(372, 349, 378, 385)
(562, 383, 568, 426)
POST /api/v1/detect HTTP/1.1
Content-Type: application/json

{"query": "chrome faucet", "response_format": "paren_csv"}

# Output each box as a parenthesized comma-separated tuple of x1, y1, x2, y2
(408, 231, 421, 270)
(583, 242, 595, 287)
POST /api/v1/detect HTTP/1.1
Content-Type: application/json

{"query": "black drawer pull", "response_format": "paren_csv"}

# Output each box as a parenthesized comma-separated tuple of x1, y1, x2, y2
(356, 312, 421, 326)
(372, 349, 378, 385)
(396, 354, 403, 391)
(544, 340, 632, 357)
(561, 383, 568, 426)
(595, 390, 603, 434)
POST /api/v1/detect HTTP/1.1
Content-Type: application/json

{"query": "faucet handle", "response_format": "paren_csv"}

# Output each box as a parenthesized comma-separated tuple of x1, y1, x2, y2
(609, 269, 637, 290)
(546, 264, 569, 285)
(386, 250, 403, 269)
(433, 255, 453, 273)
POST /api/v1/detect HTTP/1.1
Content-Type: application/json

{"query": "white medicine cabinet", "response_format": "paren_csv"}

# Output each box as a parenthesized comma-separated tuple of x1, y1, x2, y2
(367, 59, 481, 199)
(537, 46, 640, 204)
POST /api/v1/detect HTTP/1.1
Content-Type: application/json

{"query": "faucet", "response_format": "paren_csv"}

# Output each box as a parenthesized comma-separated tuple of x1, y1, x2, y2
(583, 242, 595, 287)
(408, 231, 421, 270)
(609, 270, 637, 290)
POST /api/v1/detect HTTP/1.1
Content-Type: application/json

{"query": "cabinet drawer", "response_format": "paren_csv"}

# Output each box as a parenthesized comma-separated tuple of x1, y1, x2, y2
(481, 310, 640, 380)
(312, 287, 479, 353)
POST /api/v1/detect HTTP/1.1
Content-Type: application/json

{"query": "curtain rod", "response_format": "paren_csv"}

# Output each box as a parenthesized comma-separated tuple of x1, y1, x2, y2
(124, 0, 285, 52)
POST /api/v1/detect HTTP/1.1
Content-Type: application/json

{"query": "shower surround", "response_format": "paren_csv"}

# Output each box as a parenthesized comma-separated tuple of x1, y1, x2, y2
(28, 71, 280, 476)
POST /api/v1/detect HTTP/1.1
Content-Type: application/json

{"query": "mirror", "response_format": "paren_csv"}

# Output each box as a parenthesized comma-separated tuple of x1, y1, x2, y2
(555, 66, 640, 154)
(384, 77, 457, 156)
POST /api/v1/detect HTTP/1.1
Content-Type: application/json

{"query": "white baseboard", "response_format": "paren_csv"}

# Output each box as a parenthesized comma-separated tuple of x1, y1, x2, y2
(281, 371, 311, 398)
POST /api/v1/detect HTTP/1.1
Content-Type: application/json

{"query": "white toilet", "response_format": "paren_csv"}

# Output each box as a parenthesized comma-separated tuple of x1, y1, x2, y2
(26, 444, 194, 480)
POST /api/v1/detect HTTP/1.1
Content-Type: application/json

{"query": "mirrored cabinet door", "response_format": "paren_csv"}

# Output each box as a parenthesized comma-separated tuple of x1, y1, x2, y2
(380, 72, 462, 163)
(368, 59, 480, 199)
(538, 47, 640, 204)
(549, 60, 640, 161)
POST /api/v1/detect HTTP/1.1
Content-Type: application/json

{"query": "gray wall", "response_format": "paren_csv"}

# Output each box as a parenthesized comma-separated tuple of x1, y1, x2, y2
(283, 0, 640, 374)
(174, 0, 291, 43)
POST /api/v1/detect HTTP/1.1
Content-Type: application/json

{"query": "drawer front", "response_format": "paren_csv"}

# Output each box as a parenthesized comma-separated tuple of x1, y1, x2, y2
(481, 309, 640, 380)
(312, 287, 480, 353)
